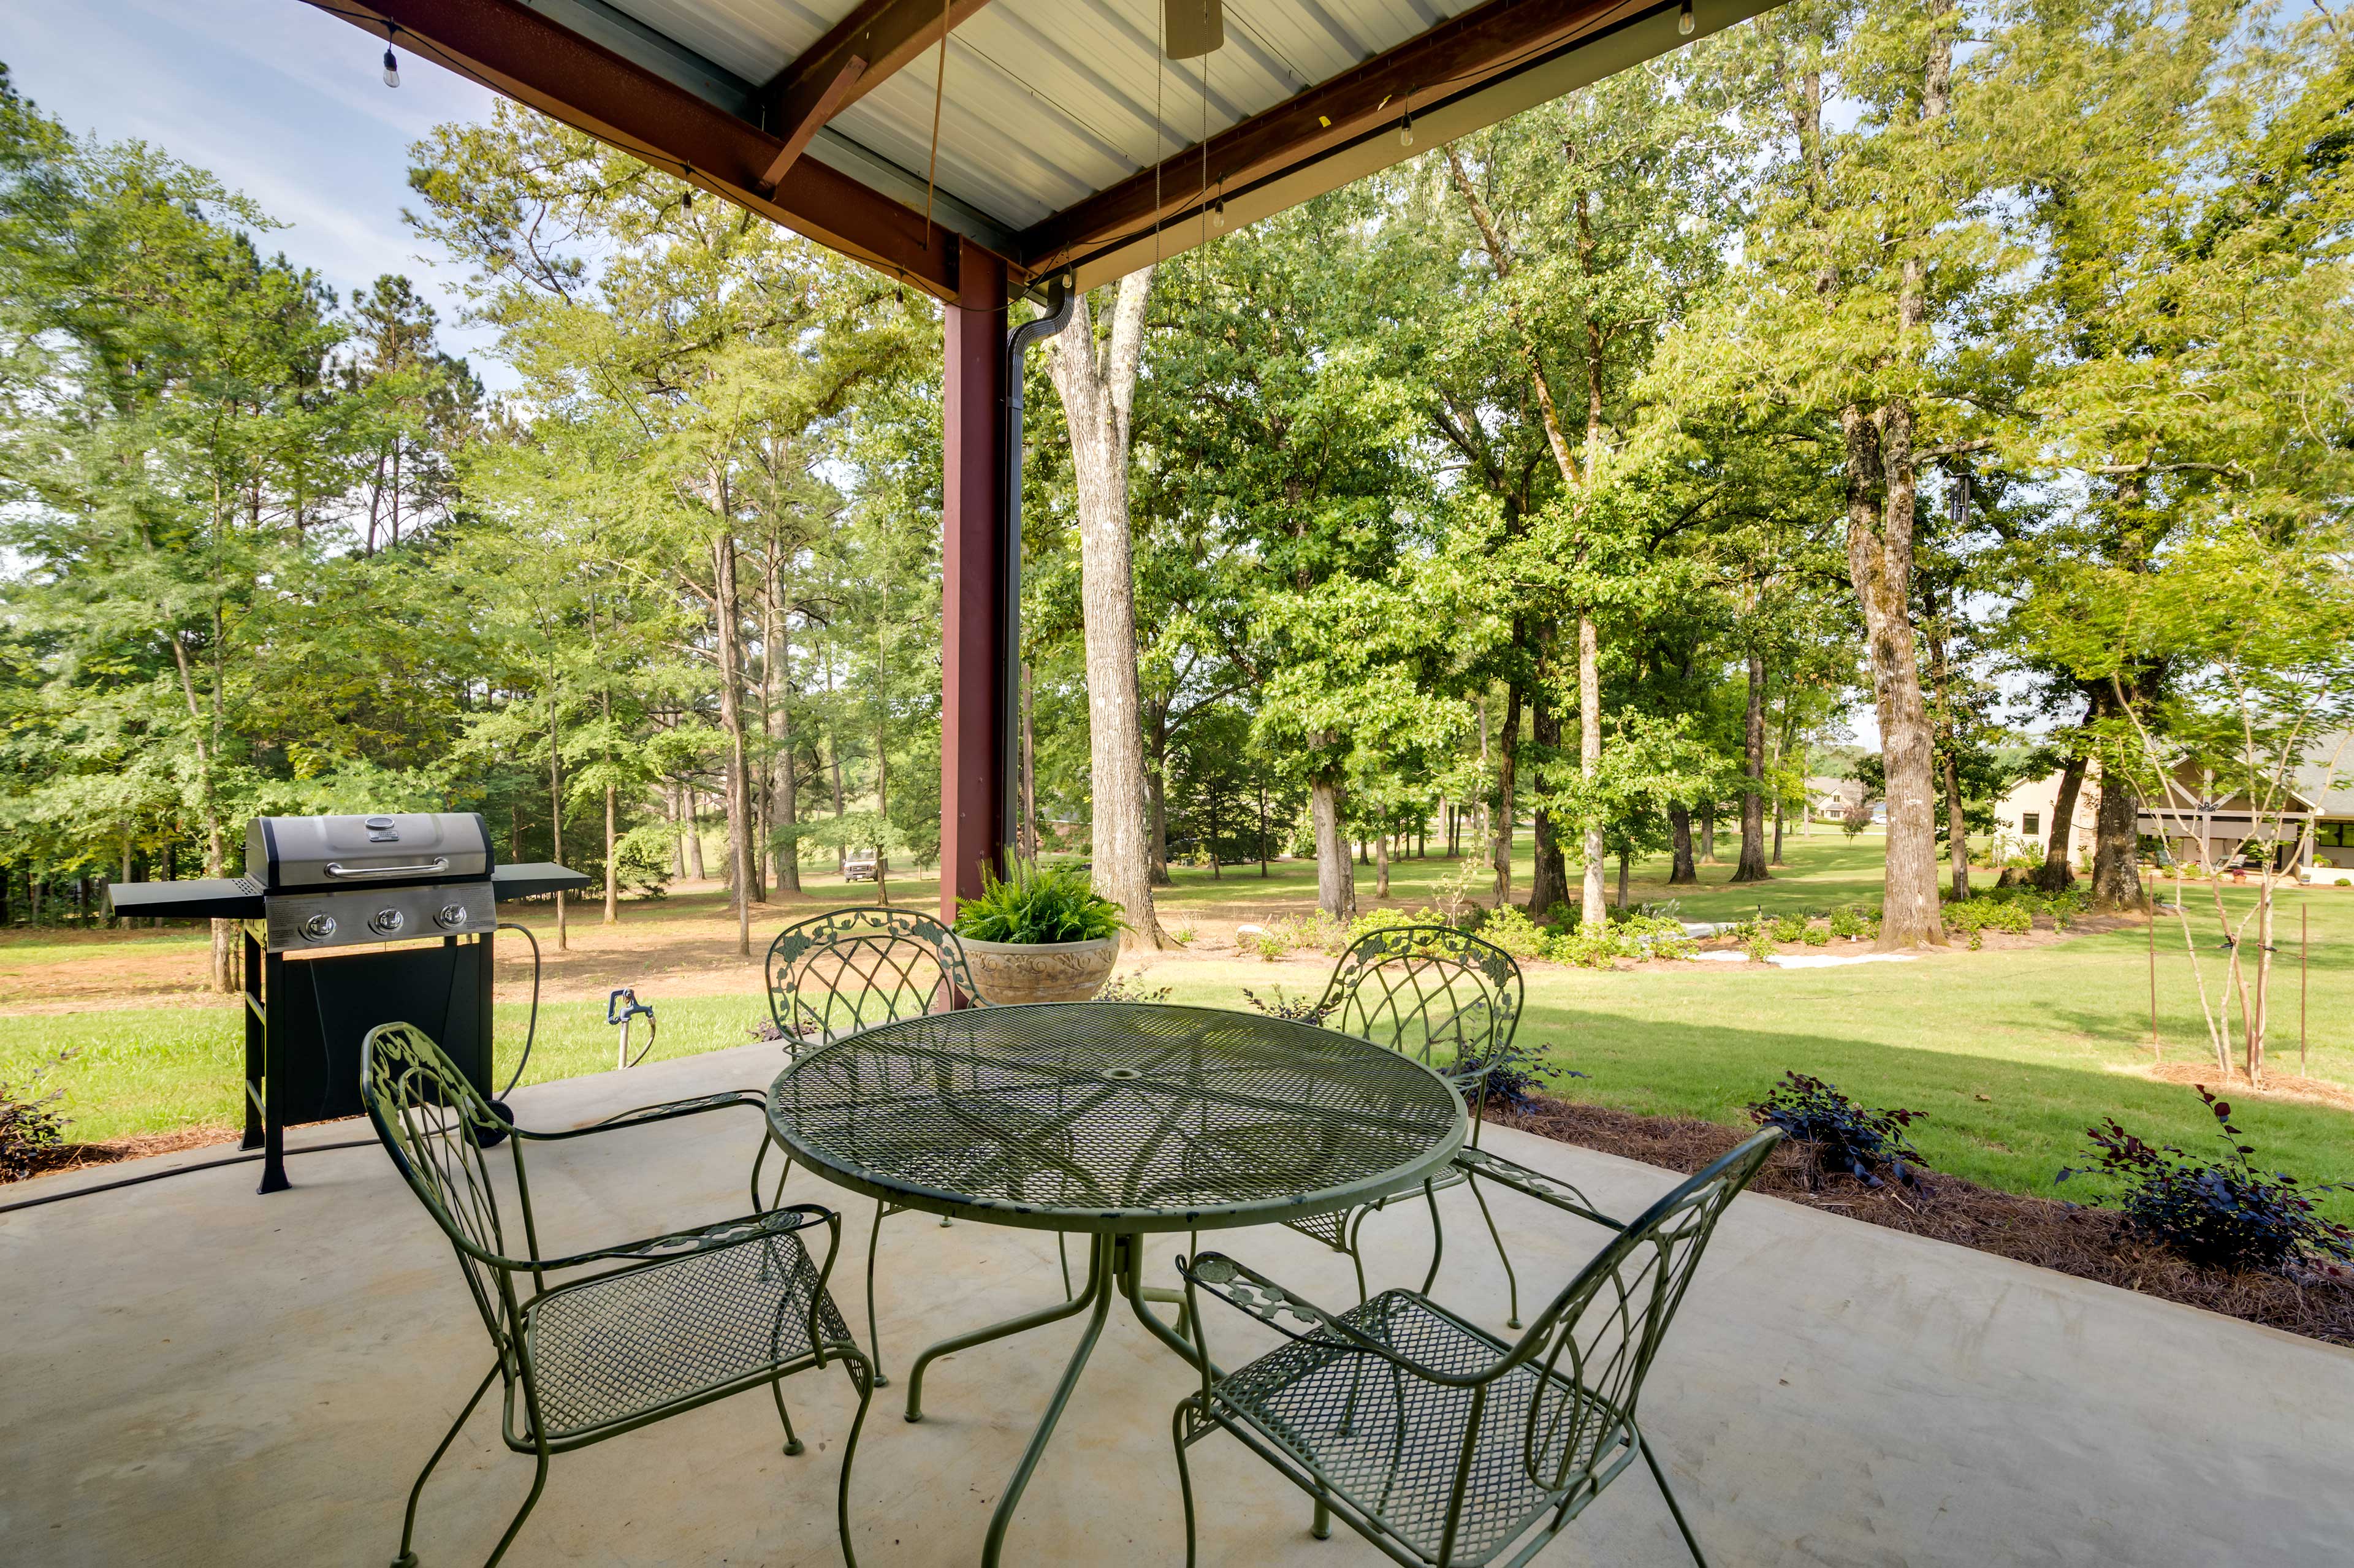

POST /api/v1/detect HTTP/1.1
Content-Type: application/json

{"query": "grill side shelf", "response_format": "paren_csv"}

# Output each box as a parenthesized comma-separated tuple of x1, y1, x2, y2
(107, 877, 267, 920)
(493, 862, 592, 902)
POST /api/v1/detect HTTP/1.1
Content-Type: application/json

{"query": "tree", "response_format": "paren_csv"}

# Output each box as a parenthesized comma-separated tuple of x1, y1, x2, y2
(1043, 273, 1162, 947)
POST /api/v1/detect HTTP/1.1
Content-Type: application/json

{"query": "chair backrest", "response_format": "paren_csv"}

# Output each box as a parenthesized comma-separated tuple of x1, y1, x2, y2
(766, 907, 982, 1041)
(1315, 924, 1523, 1071)
(1517, 1128, 1782, 1496)
(360, 1021, 525, 1353)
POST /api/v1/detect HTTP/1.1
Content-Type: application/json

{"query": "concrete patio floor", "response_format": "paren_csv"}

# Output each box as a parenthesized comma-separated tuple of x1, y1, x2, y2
(4, 1038, 2350, 1568)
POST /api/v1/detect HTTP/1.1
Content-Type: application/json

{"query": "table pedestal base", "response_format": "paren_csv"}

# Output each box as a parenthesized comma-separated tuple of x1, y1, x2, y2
(902, 1230, 1214, 1567)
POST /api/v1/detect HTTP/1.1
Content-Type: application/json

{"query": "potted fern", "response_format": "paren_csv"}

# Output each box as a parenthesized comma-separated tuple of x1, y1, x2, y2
(953, 860, 1127, 1004)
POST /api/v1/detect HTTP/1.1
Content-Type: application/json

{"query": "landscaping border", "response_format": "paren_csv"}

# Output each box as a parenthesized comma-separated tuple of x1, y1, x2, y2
(1501, 1095, 2354, 1347)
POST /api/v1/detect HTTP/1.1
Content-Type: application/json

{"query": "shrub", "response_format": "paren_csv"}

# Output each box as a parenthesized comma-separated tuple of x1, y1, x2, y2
(1746, 1071, 1929, 1187)
(2058, 1088, 2354, 1274)
(1240, 984, 1328, 1023)
(1547, 925, 1621, 969)
(1476, 903, 1552, 961)
(1167, 923, 1197, 946)
(1801, 923, 1830, 947)
(1542, 900, 1577, 930)
(1, 1050, 74, 1179)
(954, 859, 1127, 943)
(1948, 894, 2034, 949)
(1264, 910, 1352, 956)
(1742, 923, 1777, 964)
(1346, 906, 1423, 944)
(1454, 1040, 1586, 1111)
(1247, 927, 1288, 962)
(1769, 913, 1808, 943)
(1827, 905, 1873, 941)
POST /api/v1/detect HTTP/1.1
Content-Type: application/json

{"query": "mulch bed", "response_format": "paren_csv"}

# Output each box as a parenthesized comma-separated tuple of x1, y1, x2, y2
(13, 1125, 240, 1181)
(1496, 1095, 2354, 1349)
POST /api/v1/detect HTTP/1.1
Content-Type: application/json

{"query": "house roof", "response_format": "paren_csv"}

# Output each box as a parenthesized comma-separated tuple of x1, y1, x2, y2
(322, 0, 1775, 298)
(2292, 733, 2354, 818)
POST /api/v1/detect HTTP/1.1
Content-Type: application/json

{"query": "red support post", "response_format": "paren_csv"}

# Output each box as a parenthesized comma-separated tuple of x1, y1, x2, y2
(940, 238, 1010, 928)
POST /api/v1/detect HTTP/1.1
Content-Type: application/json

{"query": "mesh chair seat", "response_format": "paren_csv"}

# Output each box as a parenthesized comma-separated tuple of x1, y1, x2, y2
(522, 1214, 855, 1445)
(1209, 1290, 1629, 1567)
(1285, 1165, 1468, 1249)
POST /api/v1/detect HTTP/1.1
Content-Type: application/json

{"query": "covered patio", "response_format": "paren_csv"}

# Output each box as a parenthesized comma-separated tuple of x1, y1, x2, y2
(7, 1040, 2351, 1566)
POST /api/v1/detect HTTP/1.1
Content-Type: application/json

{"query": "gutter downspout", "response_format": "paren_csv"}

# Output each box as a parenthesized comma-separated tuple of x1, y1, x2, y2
(1000, 273, 1074, 865)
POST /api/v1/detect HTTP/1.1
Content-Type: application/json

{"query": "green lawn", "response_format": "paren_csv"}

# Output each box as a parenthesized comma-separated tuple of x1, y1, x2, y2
(7, 834, 2348, 1223)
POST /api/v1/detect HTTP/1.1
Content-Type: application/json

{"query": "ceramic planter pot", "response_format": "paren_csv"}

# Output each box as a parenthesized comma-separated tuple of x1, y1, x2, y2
(958, 935, 1121, 1005)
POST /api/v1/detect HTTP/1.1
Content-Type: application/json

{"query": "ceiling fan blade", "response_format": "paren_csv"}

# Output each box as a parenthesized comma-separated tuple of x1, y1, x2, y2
(1164, 0, 1224, 59)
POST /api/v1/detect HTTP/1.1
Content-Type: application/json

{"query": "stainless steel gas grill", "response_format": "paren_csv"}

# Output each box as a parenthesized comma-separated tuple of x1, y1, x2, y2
(110, 813, 586, 1193)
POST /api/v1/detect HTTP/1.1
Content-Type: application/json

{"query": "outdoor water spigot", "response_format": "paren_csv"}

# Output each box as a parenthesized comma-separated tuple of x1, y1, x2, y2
(608, 988, 658, 1068)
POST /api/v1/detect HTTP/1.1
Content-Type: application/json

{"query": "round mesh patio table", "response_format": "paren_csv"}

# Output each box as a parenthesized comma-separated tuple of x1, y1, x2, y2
(763, 1000, 1468, 1565)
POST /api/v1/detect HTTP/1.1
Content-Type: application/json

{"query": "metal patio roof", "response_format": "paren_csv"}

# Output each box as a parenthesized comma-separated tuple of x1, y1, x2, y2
(319, 0, 1774, 298)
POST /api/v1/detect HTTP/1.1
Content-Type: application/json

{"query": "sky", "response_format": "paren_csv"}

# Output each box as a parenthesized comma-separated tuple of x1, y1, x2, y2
(1, 0, 513, 385)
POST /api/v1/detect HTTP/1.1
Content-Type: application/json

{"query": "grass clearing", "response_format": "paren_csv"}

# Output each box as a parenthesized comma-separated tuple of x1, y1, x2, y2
(5, 836, 2348, 1223)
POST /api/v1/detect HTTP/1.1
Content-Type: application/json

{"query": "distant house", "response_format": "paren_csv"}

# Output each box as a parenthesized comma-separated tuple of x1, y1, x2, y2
(1992, 766, 2103, 865)
(2124, 734, 2354, 878)
(1804, 777, 1864, 823)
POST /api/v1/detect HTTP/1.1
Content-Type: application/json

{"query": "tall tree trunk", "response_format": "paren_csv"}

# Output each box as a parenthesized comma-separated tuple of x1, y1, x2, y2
(1528, 669, 1568, 914)
(1667, 802, 1698, 885)
(1732, 650, 1770, 883)
(1147, 725, 1171, 886)
(1943, 750, 1971, 899)
(712, 527, 753, 957)
(2037, 751, 2087, 894)
(1846, 403, 1944, 949)
(687, 787, 707, 880)
(772, 595, 799, 894)
(1493, 687, 1522, 905)
(1579, 612, 1607, 921)
(1375, 831, 1390, 900)
(1700, 800, 1719, 864)
(1312, 775, 1355, 921)
(548, 681, 568, 953)
(2089, 755, 2144, 910)
(1046, 271, 1162, 948)
(671, 782, 688, 879)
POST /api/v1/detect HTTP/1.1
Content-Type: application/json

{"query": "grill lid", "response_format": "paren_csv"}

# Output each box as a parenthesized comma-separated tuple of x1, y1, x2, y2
(246, 813, 494, 891)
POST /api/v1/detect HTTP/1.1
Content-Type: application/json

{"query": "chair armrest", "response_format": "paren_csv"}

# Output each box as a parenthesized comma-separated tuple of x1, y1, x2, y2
(518, 1089, 769, 1141)
(1179, 1252, 1506, 1389)
(1452, 1146, 1625, 1231)
(532, 1203, 836, 1273)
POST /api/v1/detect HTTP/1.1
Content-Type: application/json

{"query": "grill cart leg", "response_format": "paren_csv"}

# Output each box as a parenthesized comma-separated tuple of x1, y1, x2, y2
(257, 947, 291, 1194)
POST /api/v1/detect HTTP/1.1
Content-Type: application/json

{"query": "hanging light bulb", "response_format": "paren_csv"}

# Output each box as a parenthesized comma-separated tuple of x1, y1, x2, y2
(680, 186, 694, 211)
(1678, 0, 1696, 34)
(1209, 198, 1226, 230)
(1399, 107, 1415, 148)
(381, 40, 401, 88)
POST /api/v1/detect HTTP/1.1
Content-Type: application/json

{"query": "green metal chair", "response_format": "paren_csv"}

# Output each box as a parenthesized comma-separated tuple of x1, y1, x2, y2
(1284, 925, 1533, 1322)
(1173, 1128, 1783, 1568)
(758, 905, 1073, 1384)
(764, 905, 983, 1043)
(360, 1022, 874, 1568)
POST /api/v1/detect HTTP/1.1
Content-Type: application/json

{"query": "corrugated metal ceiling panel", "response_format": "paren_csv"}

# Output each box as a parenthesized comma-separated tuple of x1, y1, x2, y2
(601, 0, 1477, 232)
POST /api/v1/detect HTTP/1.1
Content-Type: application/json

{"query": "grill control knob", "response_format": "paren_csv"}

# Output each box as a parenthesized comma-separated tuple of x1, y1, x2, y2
(302, 913, 337, 942)
(369, 907, 406, 937)
(436, 903, 468, 930)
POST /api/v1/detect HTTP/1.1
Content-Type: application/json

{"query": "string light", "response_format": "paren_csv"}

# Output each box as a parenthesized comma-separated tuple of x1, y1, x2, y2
(1399, 105, 1414, 148)
(1209, 198, 1225, 230)
(381, 23, 401, 87)
(1678, 0, 1695, 34)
